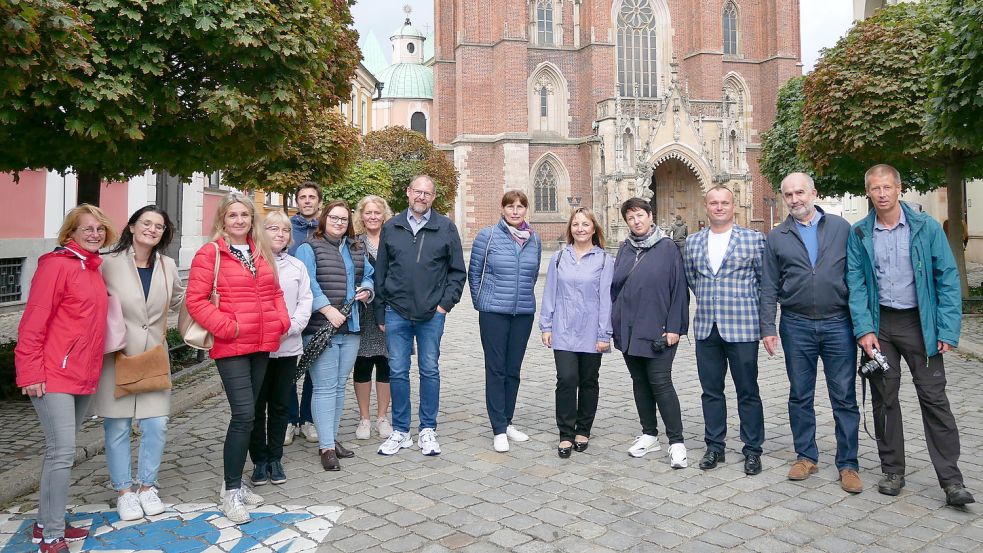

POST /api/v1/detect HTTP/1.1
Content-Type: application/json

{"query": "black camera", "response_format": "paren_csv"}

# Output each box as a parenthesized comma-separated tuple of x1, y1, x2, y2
(651, 336, 669, 354)
(859, 348, 891, 377)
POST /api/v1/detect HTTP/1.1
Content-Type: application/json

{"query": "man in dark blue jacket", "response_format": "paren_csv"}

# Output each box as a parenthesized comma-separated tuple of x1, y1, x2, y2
(760, 172, 861, 494)
(374, 175, 466, 457)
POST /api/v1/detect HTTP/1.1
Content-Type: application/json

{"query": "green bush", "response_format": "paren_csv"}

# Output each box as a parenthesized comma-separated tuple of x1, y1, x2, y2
(0, 340, 22, 401)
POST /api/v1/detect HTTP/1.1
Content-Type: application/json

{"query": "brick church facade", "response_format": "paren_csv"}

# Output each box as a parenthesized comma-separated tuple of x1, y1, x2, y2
(433, 0, 800, 244)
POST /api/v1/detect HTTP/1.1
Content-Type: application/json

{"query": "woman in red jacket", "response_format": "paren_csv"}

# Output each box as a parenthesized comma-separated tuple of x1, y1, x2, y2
(16, 204, 118, 553)
(185, 192, 289, 525)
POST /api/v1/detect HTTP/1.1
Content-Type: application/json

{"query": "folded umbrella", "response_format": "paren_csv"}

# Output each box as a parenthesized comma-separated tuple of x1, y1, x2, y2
(295, 287, 373, 382)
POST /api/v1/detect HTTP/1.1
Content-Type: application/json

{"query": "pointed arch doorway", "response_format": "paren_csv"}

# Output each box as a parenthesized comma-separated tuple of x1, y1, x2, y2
(649, 157, 705, 233)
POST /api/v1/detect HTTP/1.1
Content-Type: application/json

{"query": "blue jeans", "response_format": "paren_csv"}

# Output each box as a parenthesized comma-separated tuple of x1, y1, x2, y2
(287, 372, 314, 425)
(103, 416, 168, 490)
(305, 333, 360, 449)
(780, 312, 860, 470)
(386, 307, 446, 433)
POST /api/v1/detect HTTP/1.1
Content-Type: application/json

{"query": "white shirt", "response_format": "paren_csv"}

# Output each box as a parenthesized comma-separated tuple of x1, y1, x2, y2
(707, 228, 732, 274)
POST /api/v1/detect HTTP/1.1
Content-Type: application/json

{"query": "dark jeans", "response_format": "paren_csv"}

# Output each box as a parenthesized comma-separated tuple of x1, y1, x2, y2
(696, 325, 764, 456)
(479, 312, 534, 435)
(869, 307, 963, 487)
(216, 352, 268, 490)
(779, 312, 859, 470)
(624, 349, 684, 444)
(554, 351, 601, 441)
(287, 371, 313, 425)
(249, 355, 297, 464)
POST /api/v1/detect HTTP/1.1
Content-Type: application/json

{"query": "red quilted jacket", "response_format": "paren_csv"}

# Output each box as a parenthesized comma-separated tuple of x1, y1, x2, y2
(185, 238, 290, 359)
(15, 241, 108, 394)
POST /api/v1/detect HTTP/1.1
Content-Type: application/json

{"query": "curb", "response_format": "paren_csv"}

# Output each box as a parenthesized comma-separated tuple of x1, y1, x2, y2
(0, 362, 224, 508)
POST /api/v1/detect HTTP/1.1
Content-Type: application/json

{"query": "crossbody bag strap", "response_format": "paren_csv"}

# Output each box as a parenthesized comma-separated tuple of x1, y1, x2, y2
(211, 242, 221, 298)
(158, 253, 170, 336)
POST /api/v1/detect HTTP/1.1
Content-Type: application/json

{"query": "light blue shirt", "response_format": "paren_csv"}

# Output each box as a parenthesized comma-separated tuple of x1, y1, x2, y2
(794, 209, 823, 267)
(407, 209, 431, 236)
(873, 209, 918, 309)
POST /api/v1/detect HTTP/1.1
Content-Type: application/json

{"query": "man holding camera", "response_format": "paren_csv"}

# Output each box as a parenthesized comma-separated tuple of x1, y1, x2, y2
(847, 164, 973, 506)
(760, 173, 861, 493)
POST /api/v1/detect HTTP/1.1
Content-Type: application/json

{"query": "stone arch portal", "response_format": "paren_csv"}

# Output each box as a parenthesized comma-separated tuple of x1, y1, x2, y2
(648, 152, 707, 234)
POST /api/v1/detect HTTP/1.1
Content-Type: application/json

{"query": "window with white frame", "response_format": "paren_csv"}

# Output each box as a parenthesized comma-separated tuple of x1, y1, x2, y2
(534, 162, 558, 212)
(536, 0, 554, 46)
(723, 2, 738, 56)
(617, 0, 659, 98)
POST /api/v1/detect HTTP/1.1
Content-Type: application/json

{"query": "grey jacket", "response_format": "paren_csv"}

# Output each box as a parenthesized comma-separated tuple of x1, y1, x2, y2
(759, 207, 851, 337)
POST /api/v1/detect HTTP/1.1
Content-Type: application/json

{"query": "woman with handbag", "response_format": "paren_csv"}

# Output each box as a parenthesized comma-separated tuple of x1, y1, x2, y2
(611, 198, 690, 466)
(467, 190, 542, 453)
(352, 195, 394, 440)
(540, 208, 614, 458)
(295, 200, 374, 471)
(15, 204, 117, 552)
(92, 206, 185, 521)
(184, 192, 290, 524)
(248, 210, 312, 487)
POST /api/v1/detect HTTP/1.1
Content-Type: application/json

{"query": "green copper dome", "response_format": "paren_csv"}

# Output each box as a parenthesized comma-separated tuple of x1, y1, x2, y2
(377, 63, 433, 99)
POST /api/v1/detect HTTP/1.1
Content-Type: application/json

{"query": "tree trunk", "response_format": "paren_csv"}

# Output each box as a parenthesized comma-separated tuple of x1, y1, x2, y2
(76, 170, 101, 206)
(945, 157, 969, 299)
(282, 194, 289, 214)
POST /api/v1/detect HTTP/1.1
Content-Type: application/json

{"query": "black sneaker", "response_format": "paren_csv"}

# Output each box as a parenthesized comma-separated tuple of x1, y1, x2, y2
(877, 473, 905, 496)
(269, 460, 287, 485)
(250, 462, 270, 486)
(944, 484, 975, 506)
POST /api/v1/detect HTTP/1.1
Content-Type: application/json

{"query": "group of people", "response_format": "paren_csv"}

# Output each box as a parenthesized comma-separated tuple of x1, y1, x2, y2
(13, 164, 974, 550)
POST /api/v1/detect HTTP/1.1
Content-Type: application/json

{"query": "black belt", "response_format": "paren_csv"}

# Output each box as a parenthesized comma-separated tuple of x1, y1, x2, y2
(879, 305, 917, 313)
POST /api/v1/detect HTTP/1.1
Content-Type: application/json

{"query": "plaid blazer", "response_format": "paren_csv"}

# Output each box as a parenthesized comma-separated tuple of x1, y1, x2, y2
(683, 224, 766, 342)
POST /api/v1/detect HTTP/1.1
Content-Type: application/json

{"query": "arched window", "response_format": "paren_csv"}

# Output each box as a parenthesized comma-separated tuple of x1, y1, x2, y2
(528, 64, 568, 136)
(534, 162, 558, 212)
(539, 88, 549, 117)
(617, 0, 658, 98)
(537, 0, 554, 46)
(723, 2, 738, 56)
(410, 112, 427, 136)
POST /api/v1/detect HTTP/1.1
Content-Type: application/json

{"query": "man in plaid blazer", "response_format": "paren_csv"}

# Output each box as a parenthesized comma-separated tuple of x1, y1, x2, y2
(683, 185, 766, 475)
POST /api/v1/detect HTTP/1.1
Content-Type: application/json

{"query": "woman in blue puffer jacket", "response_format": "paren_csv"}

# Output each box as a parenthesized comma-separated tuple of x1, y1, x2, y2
(468, 190, 542, 453)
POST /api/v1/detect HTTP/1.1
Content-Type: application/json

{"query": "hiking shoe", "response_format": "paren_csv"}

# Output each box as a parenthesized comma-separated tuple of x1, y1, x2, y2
(944, 484, 975, 506)
(877, 473, 905, 496)
(269, 460, 287, 485)
(506, 425, 529, 442)
(668, 443, 688, 469)
(250, 462, 270, 486)
(378, 430, 413, 455)
(376, 418, 393, 438)
(628, 435, 660, 458)
(220, 487, 250, 525)
(137, 486, 165, 516)
(32, 523, 88, 544)
(117, 491, 143, 521)
(300, 422, 319, 443)
(355, 419, 372, 440)
(788, 459, 818, 481)
(418, 428, 441, 456)
(493, 433, 509, 452)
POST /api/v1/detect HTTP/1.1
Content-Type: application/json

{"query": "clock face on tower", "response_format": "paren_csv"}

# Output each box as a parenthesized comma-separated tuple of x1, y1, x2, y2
(407, 43, 415, 54)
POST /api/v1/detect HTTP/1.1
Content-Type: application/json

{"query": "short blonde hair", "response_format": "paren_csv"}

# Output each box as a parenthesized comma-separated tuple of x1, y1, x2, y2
(263, 210, 293, 248)
(353, 195, 394, 235)
(58, 204, 117, 248)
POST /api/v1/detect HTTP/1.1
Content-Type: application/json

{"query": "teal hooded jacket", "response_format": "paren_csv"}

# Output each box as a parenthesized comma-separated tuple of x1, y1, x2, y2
(846, 202, 962, 357)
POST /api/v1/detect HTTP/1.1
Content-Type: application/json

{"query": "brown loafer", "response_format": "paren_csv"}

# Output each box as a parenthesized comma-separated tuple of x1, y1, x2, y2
(320, 449, 340, 471)
(334, 441, 355, 459)
(788, 459, 818, 481)
(840, 469, 863, 494)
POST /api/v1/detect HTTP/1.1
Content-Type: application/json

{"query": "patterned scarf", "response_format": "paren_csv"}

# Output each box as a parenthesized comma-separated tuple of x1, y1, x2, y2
(506, 220, 532, 245)
(627, 225, 665, 251)
(229, 245, 256, 278)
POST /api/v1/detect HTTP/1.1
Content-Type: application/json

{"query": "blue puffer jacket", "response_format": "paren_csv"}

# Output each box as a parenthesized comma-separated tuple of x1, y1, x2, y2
(468, 219, 542, 315)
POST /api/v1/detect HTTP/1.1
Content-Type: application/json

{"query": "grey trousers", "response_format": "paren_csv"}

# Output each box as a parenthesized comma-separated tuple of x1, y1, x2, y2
(31, 392, 92, 540)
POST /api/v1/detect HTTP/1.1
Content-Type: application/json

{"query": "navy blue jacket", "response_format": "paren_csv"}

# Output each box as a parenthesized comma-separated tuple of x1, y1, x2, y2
(468, 219, 542, 315)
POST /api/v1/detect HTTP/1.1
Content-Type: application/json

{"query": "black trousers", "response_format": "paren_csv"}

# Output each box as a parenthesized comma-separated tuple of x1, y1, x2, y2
(624, 348, 684, 444)
(479, 312, 534, 435)
(249, 355, 297, 465)
(216, 352, 268, 490)
(554, 350, 601, 441)
(868, 307, 963, 487)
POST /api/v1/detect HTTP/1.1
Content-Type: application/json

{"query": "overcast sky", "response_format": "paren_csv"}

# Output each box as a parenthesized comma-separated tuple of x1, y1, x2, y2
(350, 0, 853, 73)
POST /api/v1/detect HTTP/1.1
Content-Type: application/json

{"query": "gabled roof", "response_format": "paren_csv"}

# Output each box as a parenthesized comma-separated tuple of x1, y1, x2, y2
(359, 30, 388, 79)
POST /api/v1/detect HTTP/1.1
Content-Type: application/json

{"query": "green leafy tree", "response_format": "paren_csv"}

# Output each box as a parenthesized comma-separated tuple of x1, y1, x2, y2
(0, 0, 359, 205)
(1, 0, 92, 97)
(322, 159, 394, 208)
(362, 126, 458, 215)
(926, 0, 983, 152)
(799, 0, 982, 296)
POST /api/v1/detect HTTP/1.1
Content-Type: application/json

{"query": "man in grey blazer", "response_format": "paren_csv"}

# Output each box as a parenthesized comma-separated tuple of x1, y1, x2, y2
(683, 185, 766, 475)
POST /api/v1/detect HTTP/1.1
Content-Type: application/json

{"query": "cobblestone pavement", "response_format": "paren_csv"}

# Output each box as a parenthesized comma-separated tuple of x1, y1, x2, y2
(2, 280, 983, 552)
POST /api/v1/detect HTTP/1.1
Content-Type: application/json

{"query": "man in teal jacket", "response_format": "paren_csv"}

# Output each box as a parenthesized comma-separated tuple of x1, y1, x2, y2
(846, 164, 973, 506)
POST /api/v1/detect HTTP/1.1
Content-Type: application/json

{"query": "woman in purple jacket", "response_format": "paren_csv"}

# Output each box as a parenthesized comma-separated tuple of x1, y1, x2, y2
(539, 208, 614, 458)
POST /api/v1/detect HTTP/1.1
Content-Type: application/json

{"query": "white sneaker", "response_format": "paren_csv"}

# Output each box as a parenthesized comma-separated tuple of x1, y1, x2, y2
(377, 430, 413, 455)
(668, 443, 688, 469)
(219, 481, 263, 506)
(418, 428, 441, 456)
(376, 418, 393, 438)
(493, 433, 509, 452)
(116, 492, 143, 521)
(220, 487, 250, 525)
(506, 425, 529, 442)
(283, 424, 297, 446)
(628, 434, 660, 458)
(137, 486, 165, 516)
(300, 422, 319, 443)
(355, 419, 372, 440)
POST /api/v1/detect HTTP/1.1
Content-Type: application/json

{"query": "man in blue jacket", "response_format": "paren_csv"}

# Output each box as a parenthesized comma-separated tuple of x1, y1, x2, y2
(847, 164, 973, 506)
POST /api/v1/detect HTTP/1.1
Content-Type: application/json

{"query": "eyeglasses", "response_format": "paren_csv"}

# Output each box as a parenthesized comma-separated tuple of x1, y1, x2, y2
(327, 215, 349, 225)
(136, 219, 166, 232)
(410, 189, 435, 199)
(265, 225, 289, 233)
(77, 226, 107, 236)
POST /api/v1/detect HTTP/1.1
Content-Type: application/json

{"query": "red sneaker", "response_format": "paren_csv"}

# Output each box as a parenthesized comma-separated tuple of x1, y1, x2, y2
(38, 538, 69, 553)
(32, 522, 89, 543)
